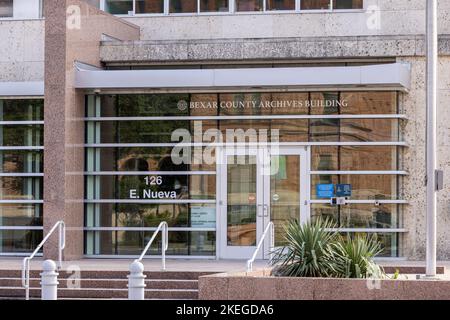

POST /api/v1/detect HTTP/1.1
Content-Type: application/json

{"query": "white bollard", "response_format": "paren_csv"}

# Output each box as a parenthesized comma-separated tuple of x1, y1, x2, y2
(40, 260, 59, 300)
(128, 261, 146, 300)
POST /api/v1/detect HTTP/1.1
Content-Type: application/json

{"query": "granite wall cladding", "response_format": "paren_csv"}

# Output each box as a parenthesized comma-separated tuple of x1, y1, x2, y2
(43, 0, 139, 260)
(123, 0, 450, 41)
(0, 20, 44, 82)
(398, 56, 450, 260)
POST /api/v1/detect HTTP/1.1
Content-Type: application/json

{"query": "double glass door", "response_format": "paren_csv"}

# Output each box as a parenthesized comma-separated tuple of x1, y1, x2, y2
(218, 147, 310, 259)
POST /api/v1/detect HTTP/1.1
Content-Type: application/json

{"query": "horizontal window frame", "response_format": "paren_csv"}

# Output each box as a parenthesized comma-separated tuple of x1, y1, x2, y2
(84, 199, 216, 204)
(0, 121, 44, 125)
(0, 147, 44, 151)
(310, 199, 408, 205)
(0, 200, 43, 204)
(85, 114, 407, 121)
(0, 226, 43, 230)
(84, 254, 216, 259)
(84, 171, 216, 176)
(0, 173, 43, 177)
(325, 228, 407, 233)
(84, 227, 215, 232)
(311, 171, 408, 175)
(85, 142, 408, 148)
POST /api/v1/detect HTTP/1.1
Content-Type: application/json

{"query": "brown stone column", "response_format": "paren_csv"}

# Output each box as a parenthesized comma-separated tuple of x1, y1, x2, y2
(43, 0, 139, 260)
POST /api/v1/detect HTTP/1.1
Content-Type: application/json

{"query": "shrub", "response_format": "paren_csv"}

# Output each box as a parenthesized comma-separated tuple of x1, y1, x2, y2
(270, 219, 385, 279)
(270, 218, 340, 278)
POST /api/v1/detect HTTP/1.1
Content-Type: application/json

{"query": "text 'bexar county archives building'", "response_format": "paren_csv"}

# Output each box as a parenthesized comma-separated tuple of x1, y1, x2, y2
(0, 0, 449, 261)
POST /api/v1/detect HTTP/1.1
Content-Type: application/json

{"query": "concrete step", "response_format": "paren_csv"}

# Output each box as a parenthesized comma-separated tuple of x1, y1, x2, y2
(0, 278, 198, 290)
(0, 287, 198, 300)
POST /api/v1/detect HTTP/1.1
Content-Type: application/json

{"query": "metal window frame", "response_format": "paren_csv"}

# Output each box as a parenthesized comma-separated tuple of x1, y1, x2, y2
(85, 142, 408, 148)
(310, 199, 408, 204)
(0, 226, 44, 230)
(0, 173, 43, 177)
(0, 200, 43, 204)
(0, 121, 44, 125)
(84, 171, 216, 176)
(84, 199, 216, 204)
(84, 114, 408, 121)
(311, 171, 408, 175)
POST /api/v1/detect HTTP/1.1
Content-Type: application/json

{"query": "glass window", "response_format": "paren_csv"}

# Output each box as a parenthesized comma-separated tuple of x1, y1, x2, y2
(0, 125, 43, 146)
(0, 177, 43, 200)
(200, 0, 229, 12)
(170, 0, 197, 13)
(311, 204, 399, 229)
(85, 203, 216, 228)
(0, 230, 43, 253)
(86, 147, 215, 172)
(135, 0, 164, 13)
(311, 146, 399, 171)
(266, 0, 295, 11)
(0, 204, 43, 227)
(85, 230, 215, 256)
(0, 99, 43, 121)
(86, 175, 216, 200)
(0, 0, 13, 18)
(301, 0, 331, 10)
(333, 0, 363, 9)
(236, 0, 264, 11)
(105, 0, 133, 14)
(0, 151, 43, 173)
(311, 175, 399, 200)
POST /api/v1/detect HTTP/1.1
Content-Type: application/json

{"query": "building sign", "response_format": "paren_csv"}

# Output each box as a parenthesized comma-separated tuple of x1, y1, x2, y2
(129, 176, 177, 199)
(316, 184, 335, 199)
(191, 206, 216, 228)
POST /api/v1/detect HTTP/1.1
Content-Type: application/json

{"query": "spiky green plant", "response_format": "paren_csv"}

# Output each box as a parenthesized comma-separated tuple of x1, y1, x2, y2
(331, 234, 385, 279)
(270, 218, 340, 278)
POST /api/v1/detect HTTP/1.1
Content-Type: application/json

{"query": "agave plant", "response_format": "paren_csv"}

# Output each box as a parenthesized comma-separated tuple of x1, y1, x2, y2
(332, 234, 385, 279)
(270, 218, 340, 278)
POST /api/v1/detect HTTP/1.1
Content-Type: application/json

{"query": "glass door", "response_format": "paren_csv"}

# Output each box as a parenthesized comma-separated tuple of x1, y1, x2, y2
(218, 147, 309, 259)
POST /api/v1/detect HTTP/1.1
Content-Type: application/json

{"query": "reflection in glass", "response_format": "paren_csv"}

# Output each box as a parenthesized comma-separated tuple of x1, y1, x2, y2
(86, 147, 215, 172)
(170, 0, 197, 13)
(227, 156, 257, 246)
(0, 177, 42, 200)
(200, 0, 229, 12)
(236, 0, 264, 11)
(0, 99, 43, 121)
(135, 0, 164, 13)
(0, 0, 13, 17)
(267, 0, 295, 10)
(85, 230, 215, 256)
(333, 0, 363, 9)
(85, 203, 215, 228)
(0, 204, 43, 226)
(271, 155, 300, 246)
(0, 126, 43, 146)
(105, 0, 133, 14)
(87, 175, 216, 200)
(0, 151, 43, 173)
(311, 146, 399, 171)
(0, 230, 43, 253)
(301, 0, 331, 10)
(311, 175, 398, 200)
(311, 204, 399, 229)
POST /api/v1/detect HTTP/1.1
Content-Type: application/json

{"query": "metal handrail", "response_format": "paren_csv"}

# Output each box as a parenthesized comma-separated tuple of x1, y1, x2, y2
(135, 221, 168, 270)
(246, 222, 274, 272)
(22, 220, 65, 300)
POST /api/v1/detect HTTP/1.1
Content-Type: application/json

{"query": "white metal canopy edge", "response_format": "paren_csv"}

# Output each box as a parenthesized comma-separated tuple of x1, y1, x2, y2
(0, 81, 44, 97)
(74, 63, 411, 92)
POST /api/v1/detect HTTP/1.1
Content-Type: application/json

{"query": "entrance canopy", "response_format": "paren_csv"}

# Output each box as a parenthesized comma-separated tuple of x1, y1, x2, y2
(74, 63, 411, 92)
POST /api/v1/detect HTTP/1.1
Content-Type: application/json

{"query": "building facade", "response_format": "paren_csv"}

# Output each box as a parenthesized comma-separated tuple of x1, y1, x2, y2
(0, 0, 449, 261)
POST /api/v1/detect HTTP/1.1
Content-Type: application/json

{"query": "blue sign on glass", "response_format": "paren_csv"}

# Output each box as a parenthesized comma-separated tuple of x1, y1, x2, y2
(316, 184, 335, 199)
(336, 184, 352, 197)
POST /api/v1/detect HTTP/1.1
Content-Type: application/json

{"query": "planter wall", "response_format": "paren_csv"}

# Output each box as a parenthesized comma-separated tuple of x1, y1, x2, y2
(199, 269, 450, 300)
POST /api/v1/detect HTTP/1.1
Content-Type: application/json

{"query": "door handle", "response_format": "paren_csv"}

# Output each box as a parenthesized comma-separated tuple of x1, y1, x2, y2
(263, 204, 269, 217)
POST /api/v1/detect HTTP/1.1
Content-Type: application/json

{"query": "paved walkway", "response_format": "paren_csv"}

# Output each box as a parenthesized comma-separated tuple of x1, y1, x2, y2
(1, 258, 450, 277)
